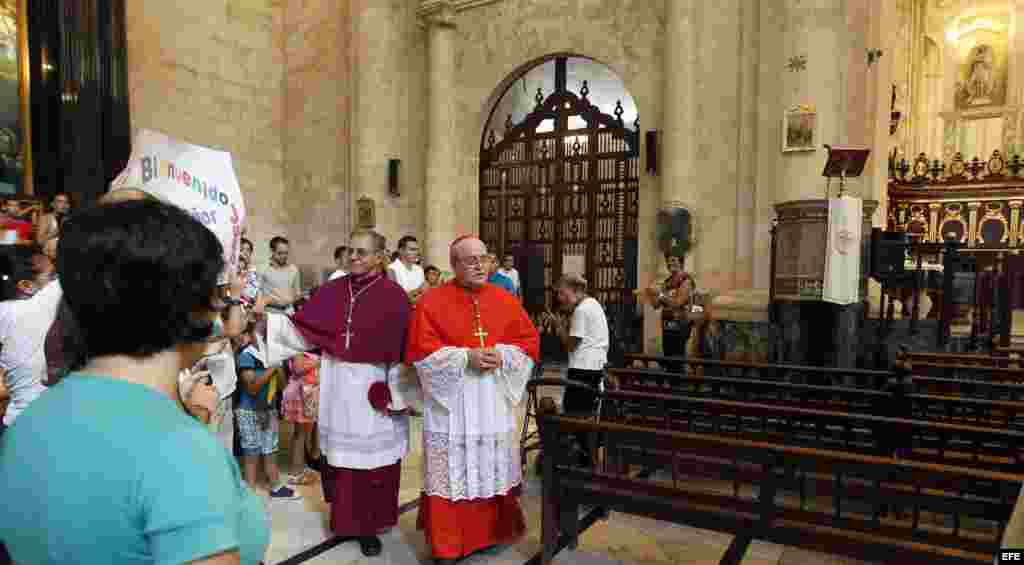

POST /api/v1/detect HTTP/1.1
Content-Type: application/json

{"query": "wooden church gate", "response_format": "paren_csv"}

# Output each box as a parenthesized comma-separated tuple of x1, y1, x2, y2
(479, 56, 642, 358)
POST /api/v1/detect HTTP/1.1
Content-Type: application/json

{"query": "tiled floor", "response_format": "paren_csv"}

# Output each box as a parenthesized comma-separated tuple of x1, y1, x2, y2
(257, 371, 877, 565)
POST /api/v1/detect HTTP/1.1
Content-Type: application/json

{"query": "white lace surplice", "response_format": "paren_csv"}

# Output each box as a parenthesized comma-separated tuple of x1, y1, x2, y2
(265, 313, 410, 470)
(414, 344, 534, 501)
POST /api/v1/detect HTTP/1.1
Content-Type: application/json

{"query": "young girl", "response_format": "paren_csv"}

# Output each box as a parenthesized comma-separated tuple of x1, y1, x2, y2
(282, 352, 320, 485)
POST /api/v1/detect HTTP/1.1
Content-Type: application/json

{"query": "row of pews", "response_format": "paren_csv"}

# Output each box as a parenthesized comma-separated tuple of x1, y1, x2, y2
(531, 351, 1024, 565)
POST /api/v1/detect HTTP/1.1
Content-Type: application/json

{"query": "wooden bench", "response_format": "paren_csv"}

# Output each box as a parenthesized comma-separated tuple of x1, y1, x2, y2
(537, 407, 1024, 565)
(599, 388, 1024, 473)
(913, 376, 1024, 402)
(623, 353, 891, 388)
(609, 367, 1024, 430)
(901, 350, 1020, 368)
(903, 361, 1024, 384)
(528, 378, 1024, 473)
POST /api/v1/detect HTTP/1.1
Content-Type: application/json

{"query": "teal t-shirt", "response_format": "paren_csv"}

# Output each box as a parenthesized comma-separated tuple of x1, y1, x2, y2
(0, 373, 270, 565)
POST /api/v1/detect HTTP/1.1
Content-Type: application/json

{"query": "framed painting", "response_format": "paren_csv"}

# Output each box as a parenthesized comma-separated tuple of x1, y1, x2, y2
(783, 108, 817, 153)
(0, 0, 31, 196)
(356, 196, 375, 228)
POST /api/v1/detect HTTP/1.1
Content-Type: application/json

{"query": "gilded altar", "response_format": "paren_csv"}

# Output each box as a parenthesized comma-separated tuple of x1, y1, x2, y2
(888, 151, 1024, 250)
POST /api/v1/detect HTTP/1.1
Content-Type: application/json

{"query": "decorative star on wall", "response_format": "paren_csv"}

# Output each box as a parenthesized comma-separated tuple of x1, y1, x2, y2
(786, 55, 807, 72)
(867, 48, 884, 67)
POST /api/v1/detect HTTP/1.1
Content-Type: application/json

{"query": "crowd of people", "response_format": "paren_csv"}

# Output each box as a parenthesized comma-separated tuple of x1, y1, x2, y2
(0, 187, 621, 565)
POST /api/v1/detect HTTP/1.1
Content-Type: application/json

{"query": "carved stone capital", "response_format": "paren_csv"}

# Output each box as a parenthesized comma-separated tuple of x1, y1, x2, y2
(417, 0, 457, 28)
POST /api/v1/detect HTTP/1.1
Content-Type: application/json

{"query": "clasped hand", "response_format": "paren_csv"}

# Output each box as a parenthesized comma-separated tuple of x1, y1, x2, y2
(468, 348, 502, 372)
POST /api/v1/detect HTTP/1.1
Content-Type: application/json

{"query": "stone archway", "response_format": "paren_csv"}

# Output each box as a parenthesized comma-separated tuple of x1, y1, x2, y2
(479, 54, 642, 356)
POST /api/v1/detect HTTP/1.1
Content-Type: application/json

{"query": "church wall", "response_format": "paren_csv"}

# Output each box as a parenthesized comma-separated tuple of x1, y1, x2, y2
(349, 0, 429, 263)
(124, 0, 291, 271)
(752, 0, 868, 288)
(282, 0, 354, 283)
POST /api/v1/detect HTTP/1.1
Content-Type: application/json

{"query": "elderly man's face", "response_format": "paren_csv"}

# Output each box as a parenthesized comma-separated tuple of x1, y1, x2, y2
(452, 238, 488, 288)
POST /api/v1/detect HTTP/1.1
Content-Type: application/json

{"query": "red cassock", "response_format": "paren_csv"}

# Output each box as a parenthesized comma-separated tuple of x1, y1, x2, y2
(406, 282, 540, 559)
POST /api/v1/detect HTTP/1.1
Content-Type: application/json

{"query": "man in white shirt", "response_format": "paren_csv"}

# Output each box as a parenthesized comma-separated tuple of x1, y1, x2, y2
(387, 235, 425, 302)
(498, 253, 520, 296)
(551, 274, 608, 461)
(328, 245, 349, 281)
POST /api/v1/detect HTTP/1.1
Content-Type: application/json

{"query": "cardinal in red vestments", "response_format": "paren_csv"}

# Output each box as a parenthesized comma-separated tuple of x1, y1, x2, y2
(406, 236, 540, 564)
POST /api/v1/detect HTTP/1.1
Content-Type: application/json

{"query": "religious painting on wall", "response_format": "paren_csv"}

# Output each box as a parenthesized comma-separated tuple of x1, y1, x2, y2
(0, 0, 29, 196)
(782, 106, 816, 152)
(955, 38, 1007, 109)
(356, 196, 375, 228)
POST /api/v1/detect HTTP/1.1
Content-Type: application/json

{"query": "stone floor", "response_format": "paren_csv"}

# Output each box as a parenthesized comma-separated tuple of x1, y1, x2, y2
(255, 370, 876, 565)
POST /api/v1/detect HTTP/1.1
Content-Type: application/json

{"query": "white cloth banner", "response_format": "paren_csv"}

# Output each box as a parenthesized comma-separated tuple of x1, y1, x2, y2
(823, 195, 863, 305)
(109, 129, 245, 284)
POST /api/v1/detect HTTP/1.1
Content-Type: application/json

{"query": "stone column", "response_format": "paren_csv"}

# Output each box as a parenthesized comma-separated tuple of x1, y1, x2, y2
(420, 3, 460, 269)
(351, 1, 402, 239)
(660, 0, 697, 271)
(866, 0, 898, 227)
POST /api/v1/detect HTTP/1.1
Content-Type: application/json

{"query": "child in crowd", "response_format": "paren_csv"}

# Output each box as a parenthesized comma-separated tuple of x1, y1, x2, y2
(234, 322, 300, 499)
(424, 265, 442, 289)
(282, 352, 320, 485)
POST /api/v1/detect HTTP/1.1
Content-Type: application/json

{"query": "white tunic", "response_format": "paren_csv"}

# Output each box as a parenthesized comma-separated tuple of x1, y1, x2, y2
(413, 344, 533, 501)
(265, 313, 409, 470)
(388, 259, 425, 293)
(0, 279, 63, 425)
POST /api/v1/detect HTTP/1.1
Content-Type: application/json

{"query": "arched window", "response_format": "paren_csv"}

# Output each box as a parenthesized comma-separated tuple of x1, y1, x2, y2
(483, 56, 639, 147)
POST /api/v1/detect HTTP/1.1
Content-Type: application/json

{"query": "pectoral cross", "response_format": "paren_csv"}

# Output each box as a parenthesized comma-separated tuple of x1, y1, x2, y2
(471, 297, 488, 347)
(343, 308, 356, 349)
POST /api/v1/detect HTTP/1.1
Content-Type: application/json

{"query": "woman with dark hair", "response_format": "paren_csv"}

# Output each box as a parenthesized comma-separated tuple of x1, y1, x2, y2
(0, 199, 270, 565)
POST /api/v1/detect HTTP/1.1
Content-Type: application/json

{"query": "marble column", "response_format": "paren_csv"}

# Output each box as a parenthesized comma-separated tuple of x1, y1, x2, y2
(420, 4, 459, 269)
(660, 0, 697, 270)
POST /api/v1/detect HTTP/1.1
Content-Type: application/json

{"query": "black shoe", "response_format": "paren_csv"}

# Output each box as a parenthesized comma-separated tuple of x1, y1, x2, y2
(359, 536, 382, 557)
(434, 560, 457, 565)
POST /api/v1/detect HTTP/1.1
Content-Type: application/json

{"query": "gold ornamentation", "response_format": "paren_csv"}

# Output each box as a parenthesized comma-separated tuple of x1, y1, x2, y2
(939, 203, 968, 243)
(977, 202, 1009, 244)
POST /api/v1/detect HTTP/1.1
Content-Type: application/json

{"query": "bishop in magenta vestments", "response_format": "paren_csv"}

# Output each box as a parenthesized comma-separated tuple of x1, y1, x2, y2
(264, 271, 411, 544)
(406, 279, 540, 561)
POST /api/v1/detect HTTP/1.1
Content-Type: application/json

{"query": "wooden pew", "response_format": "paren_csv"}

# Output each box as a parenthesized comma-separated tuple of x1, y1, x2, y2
(609, 367, 1024, 430)
(903, 361, 1024, 384)
(623, 353, 890, 388)
(901, 350, 1019, 367)
(538, 410, 1023, 565)
(595, 388, 1024, 473)
(912, 376, 1024, 401)
(528, 378, 1024, 474)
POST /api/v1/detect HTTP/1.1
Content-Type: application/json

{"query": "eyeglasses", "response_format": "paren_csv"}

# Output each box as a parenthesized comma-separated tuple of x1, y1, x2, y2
(348, 248, 374, 258)
(459, 255, 486, 267)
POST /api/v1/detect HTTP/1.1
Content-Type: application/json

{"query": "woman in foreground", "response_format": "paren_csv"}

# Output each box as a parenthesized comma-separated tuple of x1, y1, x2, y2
(0, 198, 269, 564)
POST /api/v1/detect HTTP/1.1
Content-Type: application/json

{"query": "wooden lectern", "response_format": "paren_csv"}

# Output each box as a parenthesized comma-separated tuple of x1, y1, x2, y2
(770, 146, 874, 371)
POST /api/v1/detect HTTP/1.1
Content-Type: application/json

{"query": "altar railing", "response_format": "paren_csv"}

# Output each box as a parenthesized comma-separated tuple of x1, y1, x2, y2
(888, 150, 1024, 249)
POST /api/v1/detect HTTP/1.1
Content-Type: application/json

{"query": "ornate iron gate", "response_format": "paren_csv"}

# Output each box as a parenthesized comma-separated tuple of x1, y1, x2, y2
(479, 57, 642, 357)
